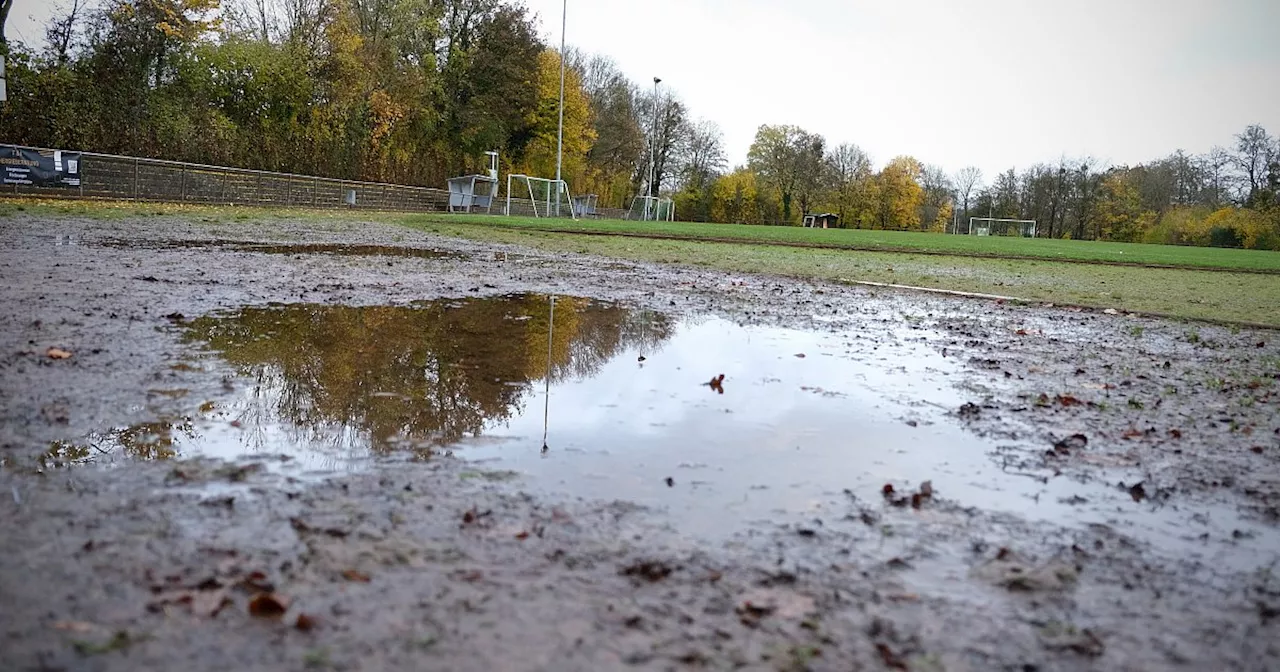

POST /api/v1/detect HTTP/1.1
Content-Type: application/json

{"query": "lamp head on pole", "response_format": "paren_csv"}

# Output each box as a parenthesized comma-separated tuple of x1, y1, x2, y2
(654, 77, 661, 85)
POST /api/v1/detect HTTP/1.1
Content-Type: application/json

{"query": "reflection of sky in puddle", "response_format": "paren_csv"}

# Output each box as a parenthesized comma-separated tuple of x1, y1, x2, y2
(61, 295, 1277, 569)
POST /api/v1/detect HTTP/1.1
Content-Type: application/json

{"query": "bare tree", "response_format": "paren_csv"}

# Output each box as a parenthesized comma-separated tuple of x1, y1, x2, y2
(1236, 124, 1275, 205)
(826, 143, 872, 227)
(45, 0, 87, 64)
(676, 119, 726, 191)
(953, 167, 982, 233)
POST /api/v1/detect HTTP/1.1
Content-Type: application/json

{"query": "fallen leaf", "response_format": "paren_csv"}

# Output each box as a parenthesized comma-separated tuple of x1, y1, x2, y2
(1122, 429, 1144, 439)
(1056, 394, 1083, 407)
(876, 643, 908, 670)
(1251, 446, 1264, 454)
(1015, 329, 1029, 336)
(1168, 429, 1183, 439)
(247, 592, 290, 619)
(514, 531, 530, 540)
(191, 590, 231, 618)
(51, 621, 100, 633)
(294, 613, 318, 632)
(621, 560, 673, 583)
(794, 353, 806, 358)
(1127, 482, 1147, 502)
(881, 483, 895, 496)
(46, 347, 73, 360)
(341, 569, 370, 583)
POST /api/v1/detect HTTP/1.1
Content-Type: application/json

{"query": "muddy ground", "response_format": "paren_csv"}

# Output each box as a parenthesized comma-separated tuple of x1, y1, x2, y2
(1, 212, 1279, 671)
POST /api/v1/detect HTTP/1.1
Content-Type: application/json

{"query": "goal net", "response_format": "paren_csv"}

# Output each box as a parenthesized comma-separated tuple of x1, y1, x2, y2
(969, 217, 1037, 237)
(505, 174, 578, 219)
(626, 196, 675, 222)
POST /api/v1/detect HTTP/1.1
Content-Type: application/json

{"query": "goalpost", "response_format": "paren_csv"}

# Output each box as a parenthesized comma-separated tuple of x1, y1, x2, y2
(505, 174, 578, 220)
(969, 217, 1038, 237)
(626, 195, 675, 222)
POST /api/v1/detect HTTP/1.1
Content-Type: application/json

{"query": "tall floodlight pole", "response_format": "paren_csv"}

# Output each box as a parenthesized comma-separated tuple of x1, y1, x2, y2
(646, 77, 661, 221)
(554, 0, 567, 217)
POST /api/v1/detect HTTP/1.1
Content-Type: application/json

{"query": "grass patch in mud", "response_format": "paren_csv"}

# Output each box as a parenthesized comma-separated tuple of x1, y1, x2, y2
(401, 218, 1280, 328)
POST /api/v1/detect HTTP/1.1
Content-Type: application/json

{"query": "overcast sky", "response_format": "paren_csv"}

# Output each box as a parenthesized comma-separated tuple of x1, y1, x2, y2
(8, 0, 1279, 182)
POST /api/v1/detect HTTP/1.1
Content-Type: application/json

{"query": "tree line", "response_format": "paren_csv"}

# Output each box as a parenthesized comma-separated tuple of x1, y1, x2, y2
(1, 0, 1277, 249)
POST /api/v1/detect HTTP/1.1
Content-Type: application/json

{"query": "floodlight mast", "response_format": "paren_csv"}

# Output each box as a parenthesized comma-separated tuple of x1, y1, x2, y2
(554, 0, 567, 217)
(646, 77, 661, 221)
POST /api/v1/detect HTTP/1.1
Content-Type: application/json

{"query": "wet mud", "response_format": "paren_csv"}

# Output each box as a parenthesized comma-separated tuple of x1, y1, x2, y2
(1, 212, 1279, 671)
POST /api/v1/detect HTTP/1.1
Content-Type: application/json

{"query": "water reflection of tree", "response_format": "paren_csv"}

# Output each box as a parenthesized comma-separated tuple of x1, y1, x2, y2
(184, 295, 673, 453)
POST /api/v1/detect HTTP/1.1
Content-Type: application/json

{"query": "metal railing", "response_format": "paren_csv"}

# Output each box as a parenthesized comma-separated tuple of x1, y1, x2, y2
(1, 144, 629, 220)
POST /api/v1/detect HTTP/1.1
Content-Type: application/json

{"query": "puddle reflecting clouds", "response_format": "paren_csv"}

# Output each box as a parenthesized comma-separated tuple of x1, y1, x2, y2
(50, 294, 1278, 561)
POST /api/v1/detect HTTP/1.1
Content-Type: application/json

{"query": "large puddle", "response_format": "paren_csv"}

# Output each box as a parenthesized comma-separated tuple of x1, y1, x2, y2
(47, 294, 1278, 566)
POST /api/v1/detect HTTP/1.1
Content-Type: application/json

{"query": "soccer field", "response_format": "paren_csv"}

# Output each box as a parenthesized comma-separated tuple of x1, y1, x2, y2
(412, 214, 1280, 273)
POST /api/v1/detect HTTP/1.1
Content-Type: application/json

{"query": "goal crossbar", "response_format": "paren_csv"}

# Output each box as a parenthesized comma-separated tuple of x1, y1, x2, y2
(969, 217, 1037, 237)
(506, 174, 578, 220)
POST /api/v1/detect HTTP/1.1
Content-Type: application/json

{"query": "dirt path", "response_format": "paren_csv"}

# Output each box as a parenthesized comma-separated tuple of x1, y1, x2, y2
(1, 213, 1278, 671)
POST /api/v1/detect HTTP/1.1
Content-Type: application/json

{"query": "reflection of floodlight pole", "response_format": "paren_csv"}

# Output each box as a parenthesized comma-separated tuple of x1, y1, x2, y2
(542, 295, 556, 453)
(554, 0, 567, 218)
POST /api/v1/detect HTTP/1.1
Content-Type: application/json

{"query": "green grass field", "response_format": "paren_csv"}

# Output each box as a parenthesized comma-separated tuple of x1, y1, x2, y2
(408, 213, 1280, 273)
(406, 217, 1280, 328)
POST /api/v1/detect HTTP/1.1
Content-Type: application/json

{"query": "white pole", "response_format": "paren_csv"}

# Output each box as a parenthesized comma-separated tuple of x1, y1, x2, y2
(554, 0, 566, 217)
(647, 77, 661, 221)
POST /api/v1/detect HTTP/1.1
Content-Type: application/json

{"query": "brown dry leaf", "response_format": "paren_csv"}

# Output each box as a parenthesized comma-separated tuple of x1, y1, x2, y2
(46, 347, 73, 360)
(51, 621, 100, 633)
(1015, 329, 1029, 336)
(341, 569, 371, 583)
(247, 592, 290, 619)
(514, 531, 530, 540)
(1122, 429, 1144, 439)
(294, 613, 318, 632)
(191, 590, 231, 618)
(1056, 394, 1083, 407)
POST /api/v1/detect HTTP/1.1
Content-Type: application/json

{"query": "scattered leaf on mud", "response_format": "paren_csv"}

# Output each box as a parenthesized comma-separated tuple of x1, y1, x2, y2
(1127, 482, 1147, 502)
(1056, 394, 1083, 407)
(191, 590, 232, 618)
(881, 483, 895, 496)
(52, 621, 100, 633)
(621, 560, 674, 583)
(514, 530, 530, 540)
(1169, 429, 1183, 439)
(46, 347, 73, 360)
(248, 592, 290, 619)
(461, 507, 492, 526)
(1251, 446, 1264, 454)
(341, 569, 370, 583)
(1039, 623, 1105, 657)
(72, 630, 139, 656)
(1015, 329, 1029, 336)
(875, 643, 908, 670)
(294, 613, 318, 632)
(1052, 434, 1088, 455)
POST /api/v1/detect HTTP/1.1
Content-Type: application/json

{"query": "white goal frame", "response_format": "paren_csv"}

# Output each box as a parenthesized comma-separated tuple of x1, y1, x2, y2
(969, 217, 1037, 237)
(505, 174, 578, 220)
(626, 195, 675, 222)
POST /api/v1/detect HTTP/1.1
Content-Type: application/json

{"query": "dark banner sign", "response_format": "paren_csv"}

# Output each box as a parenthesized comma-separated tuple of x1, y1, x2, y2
(2, 146, 83, 188)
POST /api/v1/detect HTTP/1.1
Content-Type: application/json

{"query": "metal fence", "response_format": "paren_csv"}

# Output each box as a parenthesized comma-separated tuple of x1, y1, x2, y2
(1, 144, 629, 220)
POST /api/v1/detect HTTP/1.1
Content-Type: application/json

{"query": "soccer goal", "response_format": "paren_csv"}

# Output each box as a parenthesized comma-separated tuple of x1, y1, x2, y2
(626, 195, 675, 222)
(505, 174, 578, 220)
(969, 217, 1037, 237)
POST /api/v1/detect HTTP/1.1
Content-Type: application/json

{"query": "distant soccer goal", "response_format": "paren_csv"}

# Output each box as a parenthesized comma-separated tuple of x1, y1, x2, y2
(626, 196, 675, 222)
(506, 174, 578, 220)
(969, 217, 1037, 237)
